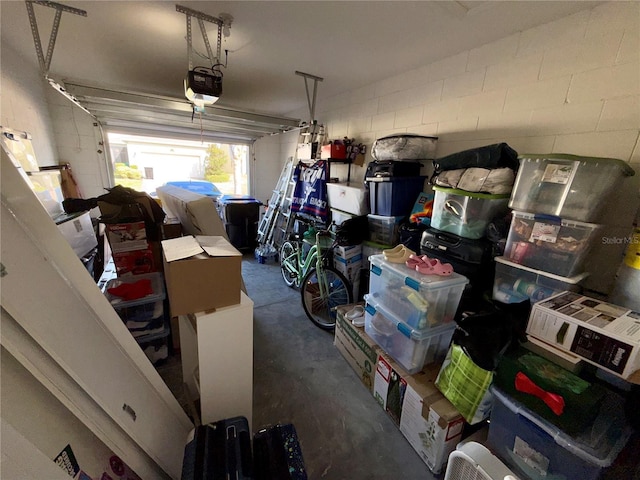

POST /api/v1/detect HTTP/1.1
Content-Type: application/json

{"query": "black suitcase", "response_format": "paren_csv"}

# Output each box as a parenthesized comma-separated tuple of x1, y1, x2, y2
(420, 227, 495, 296)
(181, 416, 254, 480)
(365, 159, 422, 179)
(253, 424, 307, 480)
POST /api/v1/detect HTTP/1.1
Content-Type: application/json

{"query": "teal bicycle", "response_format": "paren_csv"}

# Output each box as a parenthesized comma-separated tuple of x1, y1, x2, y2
(280, 227, 353, 330)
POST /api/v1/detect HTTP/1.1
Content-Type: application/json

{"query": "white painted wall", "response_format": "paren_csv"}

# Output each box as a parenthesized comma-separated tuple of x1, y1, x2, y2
(255, 2, 640, 294)
(0, 42, 58, 166)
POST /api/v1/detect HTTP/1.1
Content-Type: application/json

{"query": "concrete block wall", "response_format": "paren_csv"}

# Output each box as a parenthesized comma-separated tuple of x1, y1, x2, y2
(272, 2, 640, 294)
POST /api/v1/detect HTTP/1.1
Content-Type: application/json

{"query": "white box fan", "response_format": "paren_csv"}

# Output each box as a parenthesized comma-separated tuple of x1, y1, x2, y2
(445, 442, 520, 480)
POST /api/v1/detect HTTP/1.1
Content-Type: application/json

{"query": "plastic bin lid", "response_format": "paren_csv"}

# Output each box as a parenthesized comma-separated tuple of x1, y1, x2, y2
(104, 272, 166, 308)
(494, 256, 589, 284)
(517, 153, 635, 177)
(219, 194, 262, 204)
(510, 210, 602, 229)
(134, 318, 170, 343)
(364, 293, 456, 340)
(369, 254, 469, 289)
(432, 185, 510, 199)
(490, 386, 632, 467)
(365, 175, 427, 182)
(165, 181, 223, 196)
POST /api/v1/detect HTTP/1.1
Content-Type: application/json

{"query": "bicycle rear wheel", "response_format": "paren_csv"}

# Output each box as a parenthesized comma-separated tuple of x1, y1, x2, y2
(300, 266, 353, 330)
(280, 241, 298, 288)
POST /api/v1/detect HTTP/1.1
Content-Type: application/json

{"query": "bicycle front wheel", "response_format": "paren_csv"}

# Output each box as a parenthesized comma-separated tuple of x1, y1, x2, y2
(300, 266, 353, 330)
(280, 241, 298, 288)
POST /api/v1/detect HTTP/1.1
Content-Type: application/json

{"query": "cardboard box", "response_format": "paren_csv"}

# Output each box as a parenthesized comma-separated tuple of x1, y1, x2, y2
(162, 235, 242, 316)
(333, 256, 363, 282)
(374, 355, 408, 424)
(399, 364, 465, 474)
(334, 304, 380, 393)
(297, 143, 316, 160)
(374, 355, 465, 474)
(162, 218, 183, 240)
(321, 143, 346, 160)
(334, 244, 362, 262)
(336, 317, 464, 474)
(527, 291, 640, 382)
(105, 221, 159, 275)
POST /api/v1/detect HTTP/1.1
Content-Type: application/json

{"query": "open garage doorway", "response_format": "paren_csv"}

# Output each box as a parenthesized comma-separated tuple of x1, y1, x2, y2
(106, 132, 250, 196)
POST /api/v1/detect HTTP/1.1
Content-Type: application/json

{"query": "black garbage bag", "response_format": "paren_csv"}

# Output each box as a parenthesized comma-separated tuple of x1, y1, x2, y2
(433, 143, 519, 175)
(334, 215, 368, 246)
(453, 297, 530, 371)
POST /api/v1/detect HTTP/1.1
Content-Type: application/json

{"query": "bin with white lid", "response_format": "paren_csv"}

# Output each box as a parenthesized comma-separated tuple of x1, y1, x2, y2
(364, 294, 455, 374)
(368, 254, 468, 330)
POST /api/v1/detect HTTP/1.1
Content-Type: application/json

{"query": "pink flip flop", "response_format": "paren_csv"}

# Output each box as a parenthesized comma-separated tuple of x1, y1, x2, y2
(405, 254, 424, 269)
(423, 258, 454, 276)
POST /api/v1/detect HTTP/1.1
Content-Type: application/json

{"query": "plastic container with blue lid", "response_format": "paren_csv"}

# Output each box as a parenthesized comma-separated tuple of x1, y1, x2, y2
(368, 254, 468, 329)
(487, 386, 632, 480)
(364, 294, 455, 374)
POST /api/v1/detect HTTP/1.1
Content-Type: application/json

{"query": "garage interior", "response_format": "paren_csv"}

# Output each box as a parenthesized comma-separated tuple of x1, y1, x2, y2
(1, 1, 640, 479)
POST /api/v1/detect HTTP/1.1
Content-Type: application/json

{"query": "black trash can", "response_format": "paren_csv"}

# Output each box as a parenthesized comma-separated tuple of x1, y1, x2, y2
(218, 195, 262, 252)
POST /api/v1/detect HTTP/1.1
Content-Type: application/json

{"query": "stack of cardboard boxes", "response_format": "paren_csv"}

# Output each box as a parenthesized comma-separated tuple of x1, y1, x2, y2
(156, 184, 253, 428)
(334, 304, 464, 475)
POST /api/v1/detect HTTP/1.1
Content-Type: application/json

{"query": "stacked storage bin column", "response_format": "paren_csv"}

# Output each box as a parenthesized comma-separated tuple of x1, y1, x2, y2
(497, 154, 635, 304)
(366, 134, 438, 249)
(104, 272, 170, 364)
(421, 144, 518, 298)
(363, 254, 468, 374)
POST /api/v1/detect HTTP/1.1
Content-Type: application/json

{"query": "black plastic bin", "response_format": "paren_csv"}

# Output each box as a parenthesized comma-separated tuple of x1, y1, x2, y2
(218, 195, 262, 252)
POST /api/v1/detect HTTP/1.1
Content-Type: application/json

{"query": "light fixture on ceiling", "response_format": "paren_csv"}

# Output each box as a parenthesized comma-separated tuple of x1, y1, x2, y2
(176, 5, 233, 111)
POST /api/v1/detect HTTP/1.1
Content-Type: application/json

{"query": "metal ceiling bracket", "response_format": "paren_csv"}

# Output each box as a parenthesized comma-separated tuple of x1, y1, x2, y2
(176, 4, 231, 67)
(295, 71, 323, 123)
(25, 0, 87, 75)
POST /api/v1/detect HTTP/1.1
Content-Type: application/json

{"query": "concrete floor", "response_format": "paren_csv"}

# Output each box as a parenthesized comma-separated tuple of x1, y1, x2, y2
(158, 253, 640, 480)
(159, 254, 440, 479)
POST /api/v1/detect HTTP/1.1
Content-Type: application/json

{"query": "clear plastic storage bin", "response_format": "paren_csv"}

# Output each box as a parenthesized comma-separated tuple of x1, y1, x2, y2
(509, 154, 635, 222)
(136, 318, 170, 365)
(487, 387, 632, 480)
(368, 254, 468, 329)
(366, 176, 427, 216)
(364, 294, 455, 374)
(104, 272, 166, 325)
(367, 214, 405, 245)
(492, 256, 587, 304)
(504, 211, 602, 277)
(431, 186, 510, 239)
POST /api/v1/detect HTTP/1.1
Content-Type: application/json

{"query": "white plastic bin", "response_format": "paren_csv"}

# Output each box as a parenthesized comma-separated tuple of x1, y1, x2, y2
(368, 254, 468, 329)
(364, 294, 455, 374)
(509, 154, 635, 222)
(492, 256, 587, 304)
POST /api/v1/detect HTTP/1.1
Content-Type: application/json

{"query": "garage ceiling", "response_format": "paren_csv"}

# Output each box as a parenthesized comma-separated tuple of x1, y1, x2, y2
(1, 1, 602, 141)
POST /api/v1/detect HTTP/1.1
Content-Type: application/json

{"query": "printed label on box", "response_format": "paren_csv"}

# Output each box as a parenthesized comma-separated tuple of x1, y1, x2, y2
(399, 383, 464, 474)
(106, 222, 149, 253)
(513, 436, 549, 476)
(542, 163, 574, 184)
(529, 222, 560, 243)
